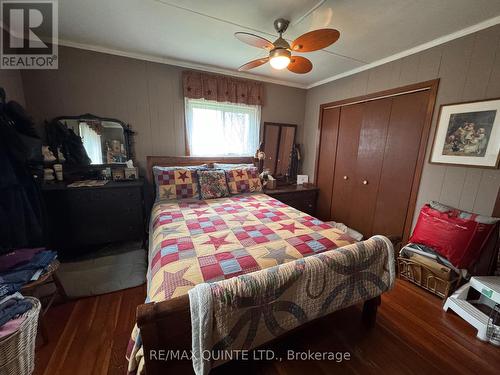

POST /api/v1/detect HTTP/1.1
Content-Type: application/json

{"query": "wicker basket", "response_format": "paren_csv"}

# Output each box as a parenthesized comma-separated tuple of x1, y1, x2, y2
(0, 297, 41, 375)
(397, 257, 461, 299)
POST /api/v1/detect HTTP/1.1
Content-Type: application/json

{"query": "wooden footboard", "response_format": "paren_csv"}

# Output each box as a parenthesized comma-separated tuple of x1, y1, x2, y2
(137, 236, 399, 374)
(137, 295, 382, 374)
(137, 294, 192, 374)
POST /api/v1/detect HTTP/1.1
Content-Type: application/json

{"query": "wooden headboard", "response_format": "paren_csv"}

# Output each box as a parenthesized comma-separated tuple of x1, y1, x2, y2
(146, 156, 256, 184)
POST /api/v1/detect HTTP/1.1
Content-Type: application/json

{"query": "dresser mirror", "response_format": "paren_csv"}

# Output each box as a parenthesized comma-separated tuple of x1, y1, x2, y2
(263, 122, 297, 177)
(52, 114, 134, 165)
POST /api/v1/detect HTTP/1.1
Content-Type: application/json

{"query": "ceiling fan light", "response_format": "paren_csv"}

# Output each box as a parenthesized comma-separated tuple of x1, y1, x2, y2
(269, 48, 291, 70)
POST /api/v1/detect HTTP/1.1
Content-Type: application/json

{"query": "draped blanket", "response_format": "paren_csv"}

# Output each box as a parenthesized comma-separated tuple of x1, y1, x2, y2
(189, 235, 395, 374)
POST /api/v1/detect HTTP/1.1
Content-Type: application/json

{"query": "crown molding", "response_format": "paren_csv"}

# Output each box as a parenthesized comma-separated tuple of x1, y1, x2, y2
(57, 39, 308, 89)
(306, 15, 500, 89)
(57, 14, 500, 91)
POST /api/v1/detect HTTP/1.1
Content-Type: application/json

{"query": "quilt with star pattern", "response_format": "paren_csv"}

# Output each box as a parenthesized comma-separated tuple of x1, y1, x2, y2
(127, 193, 355, 373)
(147, 193, 355, 300)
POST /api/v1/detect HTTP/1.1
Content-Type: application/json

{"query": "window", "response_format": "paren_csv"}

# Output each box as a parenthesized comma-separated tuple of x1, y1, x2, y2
(185, 98, 260, 156)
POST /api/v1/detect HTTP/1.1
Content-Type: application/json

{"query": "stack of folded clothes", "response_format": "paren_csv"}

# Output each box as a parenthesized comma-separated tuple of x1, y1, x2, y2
(0, 248, 57, 338)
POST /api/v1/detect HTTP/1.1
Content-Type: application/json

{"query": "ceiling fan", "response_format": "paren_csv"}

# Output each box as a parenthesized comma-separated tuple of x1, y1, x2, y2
(235, 18, 340, 74)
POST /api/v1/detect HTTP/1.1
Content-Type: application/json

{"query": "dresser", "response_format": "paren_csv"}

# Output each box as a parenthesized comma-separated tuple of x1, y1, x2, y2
(264, 185, 319, 216)
(42, 180, 145, 259)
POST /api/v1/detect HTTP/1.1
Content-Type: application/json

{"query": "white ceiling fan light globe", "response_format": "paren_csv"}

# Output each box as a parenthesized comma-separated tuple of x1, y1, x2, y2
(269, 48, 291, 70)
(270, 55, 290, 70)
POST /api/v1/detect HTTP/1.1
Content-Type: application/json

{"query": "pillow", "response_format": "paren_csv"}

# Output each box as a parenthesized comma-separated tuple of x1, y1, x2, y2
(213, 163, 255, 170)
(225, 167, 262, 194)
(197, 169, 230, 199)
(429, 201, 500, 224)
(153, 165, 207, 200)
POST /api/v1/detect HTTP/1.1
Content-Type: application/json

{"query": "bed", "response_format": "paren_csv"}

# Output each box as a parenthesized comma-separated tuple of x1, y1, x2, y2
(127, 156, 396, 374)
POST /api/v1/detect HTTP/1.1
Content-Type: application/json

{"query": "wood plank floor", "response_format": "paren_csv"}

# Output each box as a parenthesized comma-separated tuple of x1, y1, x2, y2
(35, 280, 500, 375)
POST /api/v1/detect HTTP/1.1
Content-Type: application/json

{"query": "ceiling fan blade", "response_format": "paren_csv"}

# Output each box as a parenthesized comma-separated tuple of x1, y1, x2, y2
(238, 57, 269, 71)
(291, 29, 340, 52)
(235, 32, 275, 50)
(287, 56, 312, 74)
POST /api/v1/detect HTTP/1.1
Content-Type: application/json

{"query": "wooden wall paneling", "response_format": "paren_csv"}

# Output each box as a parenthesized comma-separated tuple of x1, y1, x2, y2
(366, 61, 402, 93)
(486, 36, 500, 97)
(328, 104, 364, 224)
(315, 107, 340, 220)
(438, 167, 467, 208)
(458, 169, 484, 212)
(473, 171, 500, 216)
(397, 54, 420, 85)
(372, 90, 430, 237)
(412, 35, 475, 222)
(307, 25, 500, 230)
(348, 70, 370, 98)
(493, 187, 500, 218)
(462, 26, 500, 101)
(347, 98, 392, 237)
(416, 46, 443, 82)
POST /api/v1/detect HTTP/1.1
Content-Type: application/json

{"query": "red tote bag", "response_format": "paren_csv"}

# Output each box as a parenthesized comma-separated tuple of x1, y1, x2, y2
(410, 205, 494, 269)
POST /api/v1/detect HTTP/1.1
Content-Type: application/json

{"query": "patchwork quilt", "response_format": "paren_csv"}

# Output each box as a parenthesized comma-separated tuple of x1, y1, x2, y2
(127, 193, 355, 373)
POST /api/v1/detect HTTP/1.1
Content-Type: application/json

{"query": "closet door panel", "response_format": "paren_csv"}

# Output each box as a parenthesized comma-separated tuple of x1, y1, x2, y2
(372, 90, 430, 236)
(330, 103, 364, 224)
(348, 98, 392, 237)
(316, 107, 340, 220)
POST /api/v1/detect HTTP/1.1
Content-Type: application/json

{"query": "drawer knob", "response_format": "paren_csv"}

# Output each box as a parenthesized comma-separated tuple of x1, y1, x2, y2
(343, 175, 348, 180)
(362, 180, 368, 185)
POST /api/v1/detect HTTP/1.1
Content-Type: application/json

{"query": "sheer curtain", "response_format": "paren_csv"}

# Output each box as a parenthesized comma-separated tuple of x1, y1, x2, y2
(185, 98, 260, 156)
(79, 122, 103, 164)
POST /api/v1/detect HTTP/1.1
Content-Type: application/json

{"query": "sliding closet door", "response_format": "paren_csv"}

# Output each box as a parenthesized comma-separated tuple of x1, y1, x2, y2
(347, 98, 392, 237)
(329, 103, 364, 224)
(316, 107, 340, 220)
(371, 90, 430, 236)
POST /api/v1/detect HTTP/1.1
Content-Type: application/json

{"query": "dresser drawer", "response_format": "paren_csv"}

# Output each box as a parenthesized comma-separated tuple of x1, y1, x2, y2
(266, 188, 318, 216)
(44, 181, 145, 252)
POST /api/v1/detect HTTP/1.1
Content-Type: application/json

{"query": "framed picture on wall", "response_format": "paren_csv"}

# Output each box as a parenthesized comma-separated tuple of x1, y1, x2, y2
(430, 98, 500, 168)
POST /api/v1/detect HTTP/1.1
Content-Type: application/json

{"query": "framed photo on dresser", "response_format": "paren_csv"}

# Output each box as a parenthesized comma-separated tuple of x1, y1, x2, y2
(430, 98, 500, 168)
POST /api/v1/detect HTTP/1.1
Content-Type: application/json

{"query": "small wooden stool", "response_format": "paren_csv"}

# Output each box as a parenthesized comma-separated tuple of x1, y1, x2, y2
(21, 260, 67, 345)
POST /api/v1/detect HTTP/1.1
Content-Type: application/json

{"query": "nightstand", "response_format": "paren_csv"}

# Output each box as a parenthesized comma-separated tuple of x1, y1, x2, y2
(264, 184, 319, 216)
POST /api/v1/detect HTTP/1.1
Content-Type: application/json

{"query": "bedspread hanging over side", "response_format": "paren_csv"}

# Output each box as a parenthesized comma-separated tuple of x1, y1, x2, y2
(189, 235, 395, 374)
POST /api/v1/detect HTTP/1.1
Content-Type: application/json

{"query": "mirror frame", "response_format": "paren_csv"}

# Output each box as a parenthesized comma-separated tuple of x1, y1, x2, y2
(262, 122, 297, 178)
(54, 113, 135, 166)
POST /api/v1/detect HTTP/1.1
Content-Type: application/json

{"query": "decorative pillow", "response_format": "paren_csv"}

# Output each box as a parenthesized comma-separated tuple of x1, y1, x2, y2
(225, 167, 262, 194)
(213, 163, 255, 170)
(153, 165, 207, 200)
(197, 169, 230, 199)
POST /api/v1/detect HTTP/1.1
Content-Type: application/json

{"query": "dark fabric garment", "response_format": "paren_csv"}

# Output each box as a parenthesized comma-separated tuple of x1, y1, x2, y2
(0, 284, 19, 299)
(0, 247, 45, 273)
(0, 298, 18, 311)
(0, 299, 32, 327)
(0, 97, 46, 255)
(0, 251, 57, 288)
(45, 119, 91, 165)
(1, 250, 57, 274)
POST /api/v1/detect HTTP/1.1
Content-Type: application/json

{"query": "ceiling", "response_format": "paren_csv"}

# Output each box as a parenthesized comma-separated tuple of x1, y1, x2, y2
(56, 0, 500, 88)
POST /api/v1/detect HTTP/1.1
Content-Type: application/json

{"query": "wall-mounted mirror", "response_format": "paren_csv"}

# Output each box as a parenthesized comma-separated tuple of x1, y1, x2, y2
(51, 114, 134, 165)
(263, 122, 297, 177)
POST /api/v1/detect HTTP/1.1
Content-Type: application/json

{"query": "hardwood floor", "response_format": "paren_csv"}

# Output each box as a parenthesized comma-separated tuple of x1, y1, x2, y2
(35, 280, 499, 375)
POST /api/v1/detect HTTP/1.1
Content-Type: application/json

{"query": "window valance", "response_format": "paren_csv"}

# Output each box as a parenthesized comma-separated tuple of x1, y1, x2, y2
(182, 70, 264, 106)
